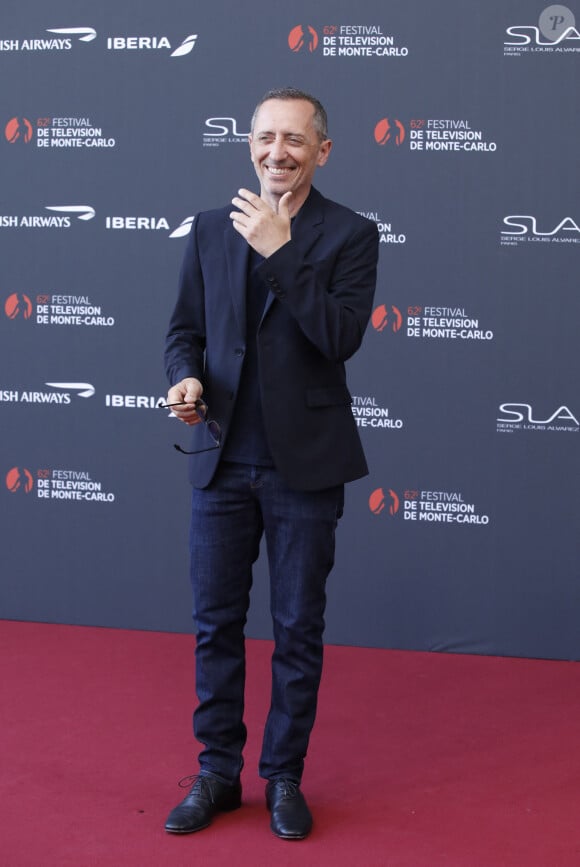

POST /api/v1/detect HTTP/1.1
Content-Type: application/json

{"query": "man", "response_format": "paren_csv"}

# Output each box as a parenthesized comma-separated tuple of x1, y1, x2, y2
(164, 87, 378, 840)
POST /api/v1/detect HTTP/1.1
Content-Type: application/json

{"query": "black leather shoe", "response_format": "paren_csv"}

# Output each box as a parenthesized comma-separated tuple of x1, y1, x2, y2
(165, 774, 242, 834)
(266, 779, 312, 840)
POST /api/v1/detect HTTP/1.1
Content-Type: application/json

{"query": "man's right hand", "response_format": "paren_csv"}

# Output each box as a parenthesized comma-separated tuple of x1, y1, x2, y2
(166, 377, 203, 426)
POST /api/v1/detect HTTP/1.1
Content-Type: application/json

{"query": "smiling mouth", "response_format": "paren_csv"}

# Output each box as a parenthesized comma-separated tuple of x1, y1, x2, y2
(265, 166, 295, 176)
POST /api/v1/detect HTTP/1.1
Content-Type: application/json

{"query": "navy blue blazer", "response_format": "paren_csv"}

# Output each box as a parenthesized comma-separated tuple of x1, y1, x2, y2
(164, 186, 379, 491)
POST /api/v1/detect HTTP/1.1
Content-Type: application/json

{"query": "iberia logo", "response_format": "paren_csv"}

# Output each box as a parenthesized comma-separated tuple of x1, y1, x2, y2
(5, 117, 33, 144)
(369, 487, 400, 515)
(6, 467, 34, 493)
(288, 25, 319, 52)
(170, 34, 197, 57)
(5, 293, 33, 319)
(374, 118, 405, 146)
(371, 304, 402, 333)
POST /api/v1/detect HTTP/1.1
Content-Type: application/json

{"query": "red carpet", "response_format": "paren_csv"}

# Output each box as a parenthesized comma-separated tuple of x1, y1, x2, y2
(1, 620, 580, 866)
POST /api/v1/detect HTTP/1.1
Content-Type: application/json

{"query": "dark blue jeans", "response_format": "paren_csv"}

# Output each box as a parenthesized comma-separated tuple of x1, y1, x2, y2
(189, 461, 344, 785)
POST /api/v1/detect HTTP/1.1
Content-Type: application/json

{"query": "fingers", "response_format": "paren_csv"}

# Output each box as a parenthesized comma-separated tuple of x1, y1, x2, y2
(167, 377, 201, 403)
(230, 190, 265, 222)
(230, 200, 251, 219)
(277, 191, 293, 216)
(229, 207, 247, 228)
(236, 188, 261, 208)
(170, 402, 203, 426)
(229, 188, 291, 257)
(166, 378, 203, 426)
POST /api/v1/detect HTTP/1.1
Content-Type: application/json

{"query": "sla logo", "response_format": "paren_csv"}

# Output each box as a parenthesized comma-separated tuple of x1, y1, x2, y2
(374, 118, 405, 146)
(288, 25, 319, 52)
(5, 293, 33, 319)
(371, 304, 403, 333)
(501, 215, 580, 245)
(204, 118, 249, 137)
(369, 487, 400, 515)
(505, 4, 579, 50)
(497, 403, 579, 432)
(203, 118, 250, 146)
(106, 33, 197, 57)
(5, 467, 34, 493)
(5, 117, 33, 143)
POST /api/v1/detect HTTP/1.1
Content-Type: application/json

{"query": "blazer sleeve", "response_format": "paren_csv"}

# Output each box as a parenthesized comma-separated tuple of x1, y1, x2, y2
(164, 217, 206, 386)
(255, 217, 379, 363)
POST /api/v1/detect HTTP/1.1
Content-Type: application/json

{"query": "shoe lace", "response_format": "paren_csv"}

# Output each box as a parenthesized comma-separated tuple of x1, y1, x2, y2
(274, 779, 299, 799)
(177, 774, 215, 803)
(178, 773, 199, 790)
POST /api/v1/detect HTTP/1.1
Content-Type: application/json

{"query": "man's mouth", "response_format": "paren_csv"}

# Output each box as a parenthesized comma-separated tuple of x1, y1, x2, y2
(265, 165, 294, 176)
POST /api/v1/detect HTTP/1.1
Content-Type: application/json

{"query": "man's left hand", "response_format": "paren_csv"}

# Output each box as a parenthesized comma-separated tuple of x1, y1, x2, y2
(230, 189, 292, 258)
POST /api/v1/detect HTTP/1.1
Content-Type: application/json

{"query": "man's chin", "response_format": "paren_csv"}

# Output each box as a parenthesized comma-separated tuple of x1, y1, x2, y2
(264, 181, 293, 198)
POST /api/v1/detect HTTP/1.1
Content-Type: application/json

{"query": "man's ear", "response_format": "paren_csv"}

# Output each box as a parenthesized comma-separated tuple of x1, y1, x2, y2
(317, 139, 333, 167)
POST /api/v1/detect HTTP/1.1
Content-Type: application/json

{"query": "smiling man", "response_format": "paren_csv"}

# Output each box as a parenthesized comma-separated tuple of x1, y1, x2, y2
(164, 87, 379, 840)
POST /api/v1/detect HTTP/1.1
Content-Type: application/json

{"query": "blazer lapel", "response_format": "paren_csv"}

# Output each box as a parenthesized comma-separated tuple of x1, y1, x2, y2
(291, 186, 325, 259)
(225, 222, 250, 337)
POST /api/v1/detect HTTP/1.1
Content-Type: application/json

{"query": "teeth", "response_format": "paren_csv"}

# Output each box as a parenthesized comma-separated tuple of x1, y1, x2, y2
(268, 167, 291, 174)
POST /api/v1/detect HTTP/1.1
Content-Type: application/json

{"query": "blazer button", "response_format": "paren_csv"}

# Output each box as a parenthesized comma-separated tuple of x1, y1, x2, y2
(234, 347, 244, 356)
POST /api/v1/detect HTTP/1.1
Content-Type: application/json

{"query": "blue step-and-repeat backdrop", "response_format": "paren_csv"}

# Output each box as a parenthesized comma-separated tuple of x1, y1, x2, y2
(1, 0, 579, 659)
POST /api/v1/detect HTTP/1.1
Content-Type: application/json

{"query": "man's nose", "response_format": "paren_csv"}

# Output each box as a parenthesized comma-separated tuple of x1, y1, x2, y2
(268, 137, 287, 161)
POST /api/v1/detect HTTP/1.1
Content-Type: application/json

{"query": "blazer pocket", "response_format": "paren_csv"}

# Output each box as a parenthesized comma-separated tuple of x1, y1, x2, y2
(305, 385, 353, 408)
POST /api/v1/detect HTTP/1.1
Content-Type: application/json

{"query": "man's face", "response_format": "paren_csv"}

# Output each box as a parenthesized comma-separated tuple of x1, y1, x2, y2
(249, 99, 332, 207)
